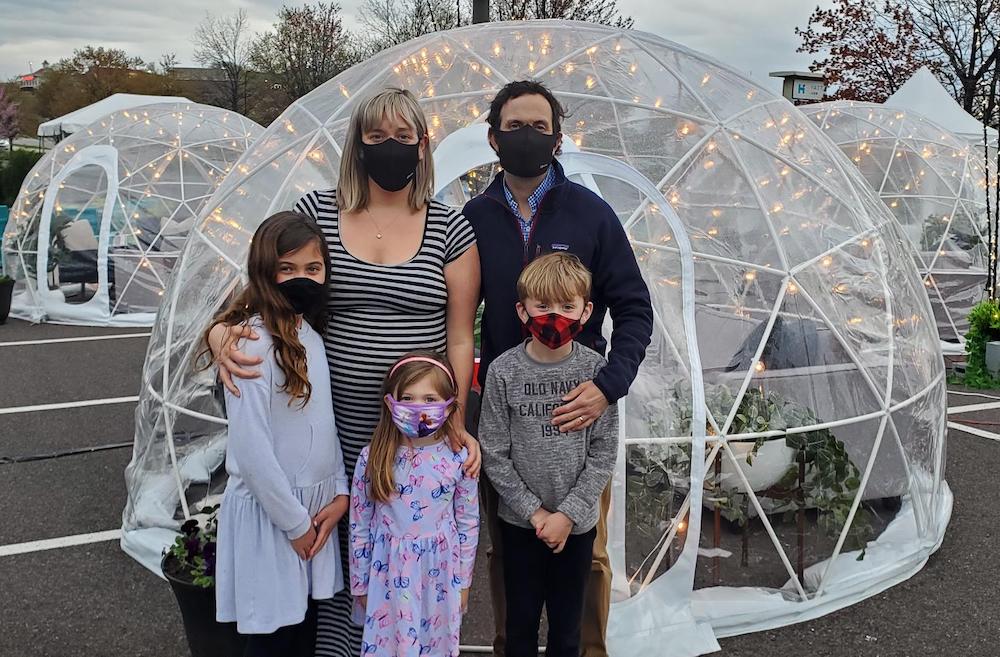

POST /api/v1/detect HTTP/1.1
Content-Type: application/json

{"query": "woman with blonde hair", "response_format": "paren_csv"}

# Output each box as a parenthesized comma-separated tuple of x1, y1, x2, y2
(208, 87, 481, 657)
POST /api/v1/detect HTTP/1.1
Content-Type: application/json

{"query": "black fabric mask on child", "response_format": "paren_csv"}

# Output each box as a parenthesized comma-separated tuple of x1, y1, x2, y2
(277, 277, 325, 315)
(361, 138, 421, 192)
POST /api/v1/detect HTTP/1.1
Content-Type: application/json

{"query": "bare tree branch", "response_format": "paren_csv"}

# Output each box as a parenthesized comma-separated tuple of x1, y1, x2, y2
(193, 9, 254, 114)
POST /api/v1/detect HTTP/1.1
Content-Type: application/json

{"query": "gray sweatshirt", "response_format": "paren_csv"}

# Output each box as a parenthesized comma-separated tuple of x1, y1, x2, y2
(479, 341, 619, 534)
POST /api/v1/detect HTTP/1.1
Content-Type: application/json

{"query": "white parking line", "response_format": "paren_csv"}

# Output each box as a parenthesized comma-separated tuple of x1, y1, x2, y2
(948, 421, 1000, 441)
(0, 333, 151, 347)
(947, 401, 1000, 415)
(0, 396, 140, 415)
(0, 529, 121, 558)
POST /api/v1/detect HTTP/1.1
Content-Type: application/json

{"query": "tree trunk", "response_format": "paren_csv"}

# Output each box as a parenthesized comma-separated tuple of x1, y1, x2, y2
(964, 78, 978, 113)
(473, 0, 489, 23)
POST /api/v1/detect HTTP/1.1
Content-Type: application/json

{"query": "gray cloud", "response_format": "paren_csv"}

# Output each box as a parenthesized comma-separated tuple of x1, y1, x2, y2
(1, 0, 828, 96)
(0, 0, 286, 77)
(623, 0, 828, 91)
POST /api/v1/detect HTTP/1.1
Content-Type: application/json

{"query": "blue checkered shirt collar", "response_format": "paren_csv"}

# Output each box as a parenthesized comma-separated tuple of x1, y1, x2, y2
(502, 166, 557, 242)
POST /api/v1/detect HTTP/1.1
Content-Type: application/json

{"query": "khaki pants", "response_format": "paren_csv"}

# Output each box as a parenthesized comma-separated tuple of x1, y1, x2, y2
(481, 476, 612, 657)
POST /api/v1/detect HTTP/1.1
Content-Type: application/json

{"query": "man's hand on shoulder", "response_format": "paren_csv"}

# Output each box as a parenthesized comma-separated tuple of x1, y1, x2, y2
(551, 380, 609, 433)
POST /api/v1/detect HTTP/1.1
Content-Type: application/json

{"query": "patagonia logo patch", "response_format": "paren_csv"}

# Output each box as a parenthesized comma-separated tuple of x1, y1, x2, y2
(551, 243, 570, 251)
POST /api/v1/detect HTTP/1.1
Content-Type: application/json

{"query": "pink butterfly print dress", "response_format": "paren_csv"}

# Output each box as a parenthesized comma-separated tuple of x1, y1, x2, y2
(349, 442, 479, 657)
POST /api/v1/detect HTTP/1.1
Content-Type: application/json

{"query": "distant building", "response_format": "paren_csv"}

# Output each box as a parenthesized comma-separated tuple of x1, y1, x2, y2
(170, 67, 228, 83)
(166, 67, 229, 104)
(17, 65, 48, 91)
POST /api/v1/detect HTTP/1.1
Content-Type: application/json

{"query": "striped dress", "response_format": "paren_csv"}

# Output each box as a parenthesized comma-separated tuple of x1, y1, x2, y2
(293, 190, 476, 657)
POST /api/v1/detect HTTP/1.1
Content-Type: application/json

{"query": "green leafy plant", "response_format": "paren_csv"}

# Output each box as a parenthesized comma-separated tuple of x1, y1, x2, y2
(166, 505, 219, 588)
(961, 299, 1000, 388)
(783, 422, 872, 553)
(0, 273, 12, 284)
(627, 385, 874, 561)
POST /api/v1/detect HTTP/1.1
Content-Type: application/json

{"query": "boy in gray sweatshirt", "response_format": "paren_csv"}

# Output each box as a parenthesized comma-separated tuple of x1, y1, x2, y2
(479, 252, 619, 657)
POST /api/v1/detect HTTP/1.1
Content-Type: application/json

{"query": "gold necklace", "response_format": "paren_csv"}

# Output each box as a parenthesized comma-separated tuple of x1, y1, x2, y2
(364, 207, 403, 240)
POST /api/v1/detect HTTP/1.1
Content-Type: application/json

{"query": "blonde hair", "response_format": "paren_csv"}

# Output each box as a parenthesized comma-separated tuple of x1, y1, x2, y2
(366, 351, 460, 504)
(517, 252, 593, 305)
(337, 88, 434, 213)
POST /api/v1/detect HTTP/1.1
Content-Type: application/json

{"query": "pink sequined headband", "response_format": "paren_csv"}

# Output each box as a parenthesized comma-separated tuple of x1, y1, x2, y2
(389, 356, 455, 387)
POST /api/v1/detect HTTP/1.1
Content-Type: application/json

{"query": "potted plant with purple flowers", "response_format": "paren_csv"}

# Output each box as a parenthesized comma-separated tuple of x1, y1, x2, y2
(161, 505, 245, 657)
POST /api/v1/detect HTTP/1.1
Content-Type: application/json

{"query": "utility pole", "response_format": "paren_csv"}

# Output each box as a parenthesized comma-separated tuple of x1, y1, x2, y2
(473, 0, 489, 23)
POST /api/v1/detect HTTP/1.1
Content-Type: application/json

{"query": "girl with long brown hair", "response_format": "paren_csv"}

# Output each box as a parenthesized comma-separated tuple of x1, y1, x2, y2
(213, 211, 350, 657)
(348, 351, 479, 657)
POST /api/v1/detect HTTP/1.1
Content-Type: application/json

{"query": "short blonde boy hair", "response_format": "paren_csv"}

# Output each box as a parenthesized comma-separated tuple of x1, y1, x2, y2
(517, 252, 592, 305)
(337, 88, 434, 213)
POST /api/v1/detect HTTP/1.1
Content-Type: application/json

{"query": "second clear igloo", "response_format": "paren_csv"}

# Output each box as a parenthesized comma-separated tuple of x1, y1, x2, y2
(123, 20, 950, 655)
(802, 100, 998, 344)
(1, 102, 263, 326)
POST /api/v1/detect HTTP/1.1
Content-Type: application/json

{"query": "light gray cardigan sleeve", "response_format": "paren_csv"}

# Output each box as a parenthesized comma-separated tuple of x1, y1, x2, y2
(479, 365, 542, 522)
(556, 400, 619, 526)
(224, 335, 312, 540)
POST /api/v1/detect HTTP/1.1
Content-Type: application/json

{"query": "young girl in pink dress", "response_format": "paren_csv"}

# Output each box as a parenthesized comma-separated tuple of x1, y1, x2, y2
(349, 352, 480, 657)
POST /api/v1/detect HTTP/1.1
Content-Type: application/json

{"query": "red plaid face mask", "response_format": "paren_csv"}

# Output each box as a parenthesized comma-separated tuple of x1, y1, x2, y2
(524, 312, 583, 350)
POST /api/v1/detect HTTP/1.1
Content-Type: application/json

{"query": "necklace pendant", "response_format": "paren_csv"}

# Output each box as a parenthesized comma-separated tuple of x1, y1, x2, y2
(376, 233, 383, 239)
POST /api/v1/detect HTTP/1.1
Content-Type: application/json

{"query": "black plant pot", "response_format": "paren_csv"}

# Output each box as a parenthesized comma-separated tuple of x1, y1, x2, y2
(0, 279, 13, 325)
(161, 554, 246, 657)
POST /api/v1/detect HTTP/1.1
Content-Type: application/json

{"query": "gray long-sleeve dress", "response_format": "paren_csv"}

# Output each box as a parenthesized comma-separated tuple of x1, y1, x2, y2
(215, 317, 350, 634)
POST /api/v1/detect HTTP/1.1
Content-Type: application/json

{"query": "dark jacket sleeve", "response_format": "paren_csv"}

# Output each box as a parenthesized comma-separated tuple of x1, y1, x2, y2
(589, 199, 653, 402)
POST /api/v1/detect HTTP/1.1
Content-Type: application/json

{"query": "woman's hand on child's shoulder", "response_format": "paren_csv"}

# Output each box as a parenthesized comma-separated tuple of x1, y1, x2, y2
(448, 429, 480, 479)
(210, 322, 263, 397)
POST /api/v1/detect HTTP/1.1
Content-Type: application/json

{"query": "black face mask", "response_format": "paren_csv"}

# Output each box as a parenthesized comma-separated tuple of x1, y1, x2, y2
(277, 277, 326, 315)
(492, 126, 559, 178)
(361, 138, 420, 192)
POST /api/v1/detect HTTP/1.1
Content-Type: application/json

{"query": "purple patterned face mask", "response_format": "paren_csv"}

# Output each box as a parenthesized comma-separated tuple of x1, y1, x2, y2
(384, 395, 454, 439)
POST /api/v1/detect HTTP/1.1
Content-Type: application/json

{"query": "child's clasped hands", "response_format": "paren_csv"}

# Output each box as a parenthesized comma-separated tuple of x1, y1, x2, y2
(530, 508, 574, 553)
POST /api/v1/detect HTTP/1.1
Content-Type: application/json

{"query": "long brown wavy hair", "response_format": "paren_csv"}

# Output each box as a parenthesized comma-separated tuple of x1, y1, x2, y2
(203, 211, 331, 406)
(367, 351, 460, 503)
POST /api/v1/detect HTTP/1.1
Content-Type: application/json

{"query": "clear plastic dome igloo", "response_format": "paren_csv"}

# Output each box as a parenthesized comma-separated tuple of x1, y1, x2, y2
(1, 103, 263, 326)
(801, 101, 998, 344)
(123, 20, 950, 653)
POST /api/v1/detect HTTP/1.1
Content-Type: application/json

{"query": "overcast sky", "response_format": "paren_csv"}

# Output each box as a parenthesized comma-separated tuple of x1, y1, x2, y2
(0, 0, 829, 94)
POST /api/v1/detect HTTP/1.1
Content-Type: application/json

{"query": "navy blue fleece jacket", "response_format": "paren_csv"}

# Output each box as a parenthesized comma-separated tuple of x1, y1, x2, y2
(463, 160, 653, 402)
